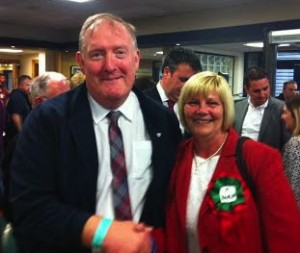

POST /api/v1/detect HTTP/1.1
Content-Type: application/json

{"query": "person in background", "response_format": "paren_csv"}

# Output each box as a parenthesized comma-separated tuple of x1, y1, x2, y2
(281, 94, 300, 205)
(0, 100, 4, 159)
(0, 73, 9, 106)
(234, 67, 290, 151)
(5, 74, 32, 142)
(134, 76, 156, 91)
(276, 80, 298, 101)
(2, 75, 31, 222)
(153, 71, 300, 253)
(30, 71, 70, 107)
(2, 72, 70, 222)
(0, 102, 4, 214)
(70, 70, 86, 89)
(10, 13, 181, 253)
(144, 47, 202, 111)
(144, 47, 201, 136)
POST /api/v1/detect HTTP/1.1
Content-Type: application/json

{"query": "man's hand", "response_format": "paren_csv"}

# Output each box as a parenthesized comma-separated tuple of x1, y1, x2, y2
(102, 220, 152, 253)
(82, 215, 152, 253)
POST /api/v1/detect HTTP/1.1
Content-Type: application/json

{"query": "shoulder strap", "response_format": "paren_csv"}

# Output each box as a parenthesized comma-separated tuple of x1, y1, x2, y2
(236, 137, 256, 198)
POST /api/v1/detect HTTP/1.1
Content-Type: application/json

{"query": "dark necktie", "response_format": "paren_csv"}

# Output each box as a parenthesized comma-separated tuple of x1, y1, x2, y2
(167, 99, 175, 111)
(107, 111, 132, 220)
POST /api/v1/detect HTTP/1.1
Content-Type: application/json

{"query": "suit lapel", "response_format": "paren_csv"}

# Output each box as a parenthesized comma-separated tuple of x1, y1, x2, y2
(258, 99, 274, 140)
(68, 85, 99, 199)
(236, 100, 249, 133)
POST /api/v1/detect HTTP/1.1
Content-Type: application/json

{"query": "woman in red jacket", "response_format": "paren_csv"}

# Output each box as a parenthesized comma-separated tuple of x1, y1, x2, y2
(154, 71, 300, 253)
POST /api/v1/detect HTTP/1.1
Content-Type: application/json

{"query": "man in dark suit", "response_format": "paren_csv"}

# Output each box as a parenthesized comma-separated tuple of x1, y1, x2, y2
(144, 47, 201, 136)
(276, 80, 298, 101)
(144, 47, 202, 110)
(234, 67, 290, 151)
(10, 13, 181, 253)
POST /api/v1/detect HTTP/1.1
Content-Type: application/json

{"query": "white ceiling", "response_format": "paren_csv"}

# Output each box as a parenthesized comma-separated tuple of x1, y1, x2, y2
(1, 0, 300, 58)
(0, 0, 269, 30)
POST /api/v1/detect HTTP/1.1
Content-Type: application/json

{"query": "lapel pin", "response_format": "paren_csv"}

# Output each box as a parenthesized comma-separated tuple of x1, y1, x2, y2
(156, 132, 162, 138)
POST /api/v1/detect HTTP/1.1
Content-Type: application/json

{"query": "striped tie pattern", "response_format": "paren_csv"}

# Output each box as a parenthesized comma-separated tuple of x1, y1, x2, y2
(167, 99, 175, 110)
(107, 111, 132, 220)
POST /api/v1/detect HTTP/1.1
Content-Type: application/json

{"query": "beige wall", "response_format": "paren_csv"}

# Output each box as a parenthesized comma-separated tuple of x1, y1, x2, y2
(19, 54, 38, 77)
(61, 52, 78, 79)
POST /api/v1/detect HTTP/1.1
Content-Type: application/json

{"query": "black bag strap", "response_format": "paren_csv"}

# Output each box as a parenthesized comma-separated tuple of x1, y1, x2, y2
(236, 137, 257, 199)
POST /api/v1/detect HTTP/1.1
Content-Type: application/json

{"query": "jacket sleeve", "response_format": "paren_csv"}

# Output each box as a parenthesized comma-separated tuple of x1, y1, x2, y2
(10, 105, 92, 248)
(244, 140, 300, 253)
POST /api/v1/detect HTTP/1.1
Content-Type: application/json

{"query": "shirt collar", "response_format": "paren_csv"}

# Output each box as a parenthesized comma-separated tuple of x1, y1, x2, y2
(88, 91, 136, 124)
(156, 81, 169, 103)
(248, 96, 269, 110)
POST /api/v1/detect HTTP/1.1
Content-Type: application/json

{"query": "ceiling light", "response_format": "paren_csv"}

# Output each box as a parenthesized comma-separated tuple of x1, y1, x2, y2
(243, 42, 263, 48)
(244, 42, 290, 48)
(155, 51, 163, 55)
(278, 44, 290, 47)
(64, 0, 94, 2)
(0, 48, 23, 53)
(272, 29, 300, 36)
(270, 29, 300, 44)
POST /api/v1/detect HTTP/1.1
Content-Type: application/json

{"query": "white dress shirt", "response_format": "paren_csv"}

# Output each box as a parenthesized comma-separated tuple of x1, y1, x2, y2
(156, 81, 169, 107)
(186, 155, 220, 253)
(156, 81, 185, 134)
(88, 91, 153, 222)
(241, 98, 268, 141)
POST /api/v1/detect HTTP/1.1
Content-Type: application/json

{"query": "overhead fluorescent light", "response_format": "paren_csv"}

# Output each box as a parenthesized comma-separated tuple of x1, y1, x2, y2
(155, 51, 163, 55)
(278, 44, 290, 47)
(244, 42, 290, 48)
(270, 29, 300, 44)
(272, 29, 300, 36)
(64, 0, 94, 2)
(244, 42, 263, 48)
(0, 48, 23, 53)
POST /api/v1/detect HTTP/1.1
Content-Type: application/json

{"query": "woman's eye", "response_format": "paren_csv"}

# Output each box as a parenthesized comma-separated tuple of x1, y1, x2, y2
(187, 101, 199, 106)
(207, 101, 219, 106)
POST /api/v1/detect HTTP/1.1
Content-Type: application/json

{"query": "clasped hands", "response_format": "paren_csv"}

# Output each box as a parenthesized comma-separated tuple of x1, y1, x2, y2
(101, 220, 153, 253)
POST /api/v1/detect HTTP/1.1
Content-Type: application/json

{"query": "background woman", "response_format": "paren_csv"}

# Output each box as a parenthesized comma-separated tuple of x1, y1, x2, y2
(155, 71, 300, 253)
(282, 94, 300, 205)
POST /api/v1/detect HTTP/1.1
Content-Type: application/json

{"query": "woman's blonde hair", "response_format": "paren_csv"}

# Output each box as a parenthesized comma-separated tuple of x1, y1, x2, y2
(178, 71, 235, 132)
(70, 71, 86, 89)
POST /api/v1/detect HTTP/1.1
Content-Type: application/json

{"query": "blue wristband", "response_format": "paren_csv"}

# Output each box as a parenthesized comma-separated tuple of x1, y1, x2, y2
(91, 218, 113, 249)
(151, 237, 157, 253)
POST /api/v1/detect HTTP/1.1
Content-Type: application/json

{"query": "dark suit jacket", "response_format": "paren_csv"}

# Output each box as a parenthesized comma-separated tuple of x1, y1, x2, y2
(10, 83, 182, 253)
(144, 86, 163, 104)
(144, 86, 192, 139)
(234, 96, 290, 151)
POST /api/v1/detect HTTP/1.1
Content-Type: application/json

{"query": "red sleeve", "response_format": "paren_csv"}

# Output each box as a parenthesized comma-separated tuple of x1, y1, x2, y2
(152, 228, 166, 253)
(244, 141, 300, 253)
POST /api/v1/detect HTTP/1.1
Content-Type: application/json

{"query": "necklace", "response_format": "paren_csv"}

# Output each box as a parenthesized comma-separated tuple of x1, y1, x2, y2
(193, 137, 227, 175)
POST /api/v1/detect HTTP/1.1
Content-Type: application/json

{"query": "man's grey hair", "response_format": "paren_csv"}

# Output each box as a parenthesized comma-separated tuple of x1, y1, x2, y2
(30, 71, 68, 99)
(78, 13, 138, 54)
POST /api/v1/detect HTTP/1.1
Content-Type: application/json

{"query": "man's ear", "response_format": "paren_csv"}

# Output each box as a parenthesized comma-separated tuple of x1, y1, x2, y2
(34, 97, 43, 106)
(163, 67, 171, 77)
